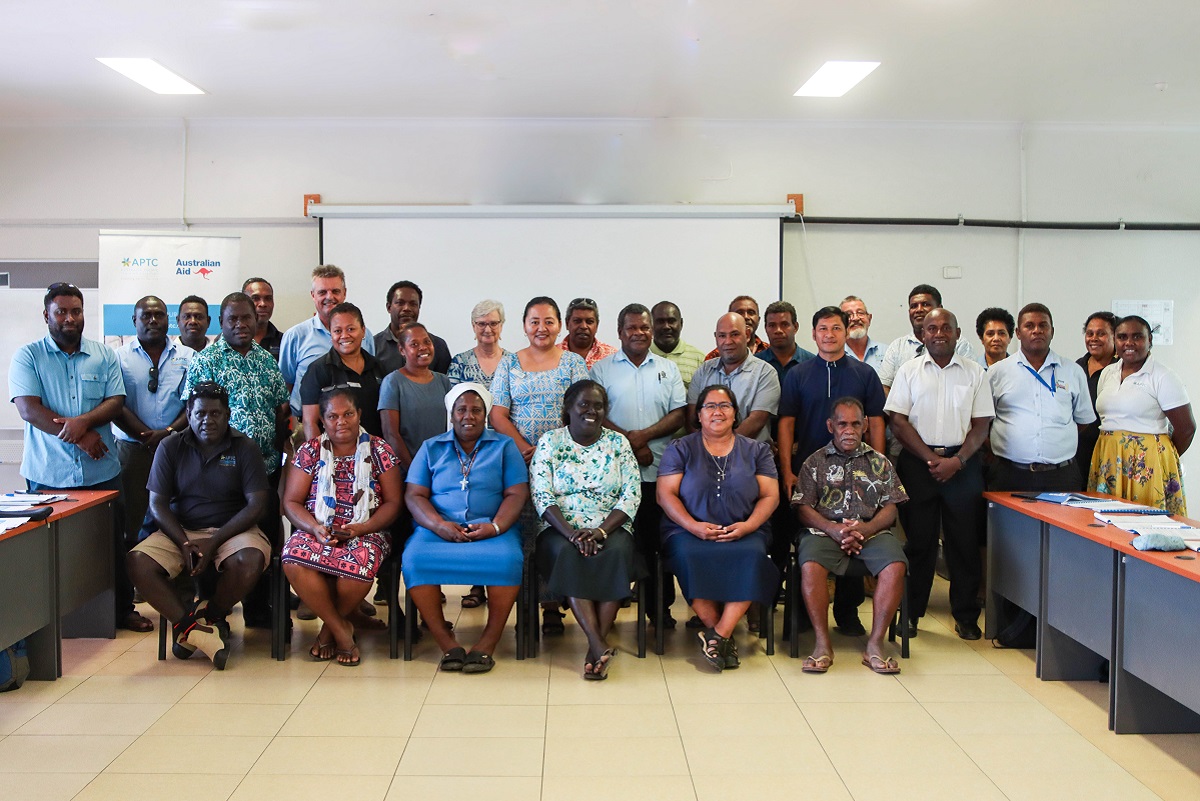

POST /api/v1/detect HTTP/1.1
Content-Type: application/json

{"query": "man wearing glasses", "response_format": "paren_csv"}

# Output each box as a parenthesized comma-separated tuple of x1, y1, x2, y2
(840, 295, 885, 373)
(114, 296, 195, 596)
(560, 297, 618, 369)
(10, 283, 152, 631)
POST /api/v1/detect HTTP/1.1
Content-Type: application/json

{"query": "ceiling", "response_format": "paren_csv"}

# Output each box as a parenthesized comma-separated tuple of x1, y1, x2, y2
(4, 0, 1199, 124)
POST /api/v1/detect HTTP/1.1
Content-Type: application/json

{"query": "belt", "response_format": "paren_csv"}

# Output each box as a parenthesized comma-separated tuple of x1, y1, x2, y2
(1005, 457, 1074, 472)
(929, 445, 962, 457)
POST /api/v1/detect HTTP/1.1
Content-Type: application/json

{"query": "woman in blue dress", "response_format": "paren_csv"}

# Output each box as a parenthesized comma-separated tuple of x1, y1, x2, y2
(403, 383, 529, 673)
(657, 385, 780, 672)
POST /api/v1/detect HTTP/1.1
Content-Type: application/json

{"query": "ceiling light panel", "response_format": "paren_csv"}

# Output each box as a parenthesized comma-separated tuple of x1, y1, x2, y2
(96, 58, 205, 94)
(794, 61, 880, 97)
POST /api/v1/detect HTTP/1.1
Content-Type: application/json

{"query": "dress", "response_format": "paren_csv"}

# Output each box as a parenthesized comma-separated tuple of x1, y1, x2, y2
(531, 427, 644, 601)
(658, 432, 779, 605)
(490, 351, 590, 447)
(447, 348, 511, 389)
(281, 435, 397, 582)
(1090, 356, 1190, 515)
(1075, 353, 1116, 489)
(402, 430, 529, 587)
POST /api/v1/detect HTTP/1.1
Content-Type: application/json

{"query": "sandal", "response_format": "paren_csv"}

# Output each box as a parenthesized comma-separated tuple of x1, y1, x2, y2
(583, 651, 607, 681)
(439, 646, 467, 671)
(861, 653, 901, 675)
(542, 608, 566, 636)
(719, 637, 740, 670)
(802, 654, 833, 674)
(697, 627, 724, 671)
(461, 586, 487, 609)
(309, 632, 335, 662)
(593, 648, 616, 680)
(462, 651, 495, 674)
(336, 645, 361, 667)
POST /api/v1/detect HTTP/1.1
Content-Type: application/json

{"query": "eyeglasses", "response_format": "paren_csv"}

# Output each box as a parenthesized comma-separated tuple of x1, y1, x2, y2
(568, 297, 598, 311)
(147, 364, 159, 394)
(473, 320, 502, 329)
(47, 282, 79, 292)
(700, 402, 735, 412)
(845, 311, 870, 319)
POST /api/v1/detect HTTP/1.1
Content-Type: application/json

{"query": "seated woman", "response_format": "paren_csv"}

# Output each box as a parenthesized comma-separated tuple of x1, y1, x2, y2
(282, 388, 402, 666)
(532, 380, 643, 680)
(657, 385, 780, 672)
(403, 383, 529, 673)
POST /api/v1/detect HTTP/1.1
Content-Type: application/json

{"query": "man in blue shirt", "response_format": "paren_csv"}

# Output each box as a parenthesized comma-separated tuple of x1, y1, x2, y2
(756, 300, 815, 380)
(9, 282, 151, 632)
(840, 295, 886, 373)
(591, 303, 687, 627)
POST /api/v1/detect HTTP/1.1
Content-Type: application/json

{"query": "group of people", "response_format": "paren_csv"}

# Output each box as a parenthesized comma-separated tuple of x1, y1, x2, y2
(9, 271, 1193, 680)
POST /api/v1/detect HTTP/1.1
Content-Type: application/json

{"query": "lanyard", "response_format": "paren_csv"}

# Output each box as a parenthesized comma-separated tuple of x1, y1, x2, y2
(1022, 363, 1056, 396)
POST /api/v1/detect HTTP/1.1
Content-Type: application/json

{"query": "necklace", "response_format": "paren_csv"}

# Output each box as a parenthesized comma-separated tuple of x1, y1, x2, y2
(709, 452, 729, 498)
(454, 441, 481, 491)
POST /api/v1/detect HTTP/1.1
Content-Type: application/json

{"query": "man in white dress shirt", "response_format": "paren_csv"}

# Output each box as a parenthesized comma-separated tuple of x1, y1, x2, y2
(878, 284, 974, 390)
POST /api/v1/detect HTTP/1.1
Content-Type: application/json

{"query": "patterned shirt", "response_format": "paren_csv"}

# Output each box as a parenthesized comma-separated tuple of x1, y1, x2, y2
(530, 427, 642, 529)
(559, 338, 618, 370)
(447, 348, 512, 389)
(182, 338, 290, 472)
(650, 339, 707, 390)
(490, 351, 590, 446)
(705, 335, 769, 361)
(792, 441, 909, 532)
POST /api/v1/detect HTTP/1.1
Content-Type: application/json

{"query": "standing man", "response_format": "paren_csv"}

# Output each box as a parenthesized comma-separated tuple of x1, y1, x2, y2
(840, 295, 885, 373)
(176, 295, 212, 352)
(757, 300, 815, 378)
(777, 306, 887, 636)
(885, 309, 994, 640)
(280, 265, 375, 420)
(686, 313, 780, 443)
(650, 300, 707, 391)
(10, 283, 150, 632)
(560, 297, 618, 369)
(113, 296, 194, 584)
(591, 303, 687, 628)
(705, 295, 769, 359)
(242, 277, 284, 361)
(988, 303, 1095, 492)
(374, 280, 450, 375)
(878, 284, 974, 390)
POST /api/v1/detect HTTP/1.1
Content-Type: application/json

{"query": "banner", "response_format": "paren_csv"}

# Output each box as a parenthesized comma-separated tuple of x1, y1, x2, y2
(98, 231, 242, 344)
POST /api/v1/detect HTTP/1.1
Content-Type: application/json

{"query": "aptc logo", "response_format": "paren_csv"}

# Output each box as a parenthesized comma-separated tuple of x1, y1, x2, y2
(121, 257, 159, 268)
(175, 259, 220, 278)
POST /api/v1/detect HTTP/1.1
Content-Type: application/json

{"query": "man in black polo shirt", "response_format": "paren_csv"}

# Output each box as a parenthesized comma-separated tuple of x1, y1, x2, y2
(126, 382, 271, 669)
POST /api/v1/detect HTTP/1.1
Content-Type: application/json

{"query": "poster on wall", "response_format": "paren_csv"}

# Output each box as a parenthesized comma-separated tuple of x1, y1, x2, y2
(1112, 299, 1173, 346)
(98, 231, 241, 347)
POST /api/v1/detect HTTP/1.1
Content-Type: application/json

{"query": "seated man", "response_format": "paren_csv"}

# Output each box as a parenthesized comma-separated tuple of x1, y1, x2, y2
(792, 397, 909, 675)
(126, 382, 271, 669)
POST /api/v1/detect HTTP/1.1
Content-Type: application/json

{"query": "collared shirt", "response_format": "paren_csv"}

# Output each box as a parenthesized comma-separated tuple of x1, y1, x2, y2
(590, 349, 687, 481)
(373, 327, 451, 376)
(756, 345, 816, 381)
(779, 354, 887, 470)
(793, 441, 909, 532)
(182, 338, 291, 472)
(257, 322, 284, 362)
(845, 336, 885, 374)
(299, 348, 389, 437)
(1095, 355, 1190, 435)
(280, 315, 376, 416)
(884, 352, 994, 447)
(9, 335, 125, 487)
(878, 333, 976, 388)
(559, 338, 618, 370)
(407, 429, 528, 525)
(147, 427, 268, 530)
(114, 338, 194, 442)
(705, 335, 769, 361)
(686, 355, 781, 443)
(988, 348, 1095, 464)
(650, 339, 707, 389)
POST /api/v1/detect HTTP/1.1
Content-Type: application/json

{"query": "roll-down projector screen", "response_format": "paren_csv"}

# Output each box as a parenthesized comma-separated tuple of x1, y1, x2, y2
(318, 211, 783, 358)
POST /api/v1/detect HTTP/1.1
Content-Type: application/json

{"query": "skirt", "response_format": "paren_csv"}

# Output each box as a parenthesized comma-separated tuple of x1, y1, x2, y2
(402, 526, 523, 588)
(664, 529, 779, 605)
(1089, 429, 1187, 516)
(282, 529, 390, 583)
(536, 527, 644, 602)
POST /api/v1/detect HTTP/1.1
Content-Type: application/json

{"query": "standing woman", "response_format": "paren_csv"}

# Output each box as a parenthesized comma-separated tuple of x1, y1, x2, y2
(300, 302, 388, 440)
(490, 297, 590, 633)
(657, 385, 780, 671)
(448, 299, 511, 389)
(1075, 311, 1119, 484)
(379, 322, 454, 473)
(1090, 315, 1195, 514)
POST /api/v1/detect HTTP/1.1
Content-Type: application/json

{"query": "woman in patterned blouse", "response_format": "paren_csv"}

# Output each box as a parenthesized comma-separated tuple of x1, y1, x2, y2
(447, 299, 511, 390)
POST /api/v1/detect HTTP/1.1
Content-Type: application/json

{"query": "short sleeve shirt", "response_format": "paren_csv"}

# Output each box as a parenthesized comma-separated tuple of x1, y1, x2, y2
(590, 350, 687, 481)
(489, 351, 590, 446)
(407, 429, 528, 524)
(114, 338, 193, 441)
(377, 371, 453, 455)
(279, 315, 376, 415)
(658, 432, 777, 540)
(530, 427, 642, 529)
(299, 348, 388, 437)
(884, 353, 995, 447)
(374, 328, 451, 375)
(147, 428, 268, 530)
(793, 441, 909, 531)
(685, 356, 781, 443)
(988, 349, 1095, 464)
(559, 338, 618, 370)
(1095, 356, 1190, 435)
(878, 333, 976, 388)
(650, 340, 707, 390)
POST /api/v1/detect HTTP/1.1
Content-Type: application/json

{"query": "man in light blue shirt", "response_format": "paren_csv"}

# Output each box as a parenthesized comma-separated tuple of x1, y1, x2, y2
(591, 303, 686, 628)
(279, 264, 374, 418)
(9, 282, 151, 632)
(114, 296, 194, 563)
(841, 295, 886, 374)
(686, 313, 781, 444)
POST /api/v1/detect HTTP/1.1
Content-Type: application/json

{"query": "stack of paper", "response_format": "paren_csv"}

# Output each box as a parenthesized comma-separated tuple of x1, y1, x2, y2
(1, 492, 67, 504)
(0, 517, 32, 532)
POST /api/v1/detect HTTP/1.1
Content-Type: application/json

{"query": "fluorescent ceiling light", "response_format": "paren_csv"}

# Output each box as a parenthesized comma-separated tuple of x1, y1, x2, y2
(794, 61, 880, 97)
(96, 58, 205, 95)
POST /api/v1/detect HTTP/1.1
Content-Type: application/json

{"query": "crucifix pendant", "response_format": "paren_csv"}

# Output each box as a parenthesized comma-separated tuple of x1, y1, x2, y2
(460, 477, 469, 491)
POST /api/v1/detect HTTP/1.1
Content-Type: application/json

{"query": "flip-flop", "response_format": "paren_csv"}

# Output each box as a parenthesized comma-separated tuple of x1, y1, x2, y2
(336, 645, 361, 667)
(309, 637, 335, 662)
(593, 648, 616, 680)
(802, 654, 833, 674)
(439, 646, 467, 672)
(462, 651, 495, 674)
(460, 587, 487, 609)
(861, 654, 900, 674)
(583, 652, 604, 681)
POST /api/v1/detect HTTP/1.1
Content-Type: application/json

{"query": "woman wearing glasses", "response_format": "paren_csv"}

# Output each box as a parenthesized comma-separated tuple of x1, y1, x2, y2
(299, 302, 388, 440)
(657, 385, 780, 671)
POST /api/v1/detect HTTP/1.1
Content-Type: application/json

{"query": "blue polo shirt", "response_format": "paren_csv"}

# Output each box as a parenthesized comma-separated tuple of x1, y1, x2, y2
(779, 353, 886, 471)
(756, 345, 816, 380)
(279, 315, 375, 416)
(590, 349, 687, 481)
(114, 338, 194, 442)
(9, 335, 126, 487)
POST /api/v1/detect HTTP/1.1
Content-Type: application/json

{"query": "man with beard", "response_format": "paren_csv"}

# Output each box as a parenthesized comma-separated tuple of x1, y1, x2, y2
(560, 297, 618, 369)
(10, 282, 150, 631)
(175, 295, 212, 352)
(374, 280, 451, 374)
(878, 284, 974, 390)
(840, 295, 885, 373)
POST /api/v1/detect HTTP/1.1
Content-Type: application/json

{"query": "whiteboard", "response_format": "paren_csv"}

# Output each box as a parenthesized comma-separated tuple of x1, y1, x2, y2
(1, 288, 101, 430)
(320, 216, 781, 358)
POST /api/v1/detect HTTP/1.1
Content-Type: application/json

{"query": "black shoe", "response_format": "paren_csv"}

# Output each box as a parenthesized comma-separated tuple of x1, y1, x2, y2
(542, 609, 565, 636)
(834, 617, 867, 637)
(905, 619, 919, 639)
(955, 620, 982, 640)
(685, 615, 704, 630)
(648, 613, 677, 630)
(243, 613, 272, 630)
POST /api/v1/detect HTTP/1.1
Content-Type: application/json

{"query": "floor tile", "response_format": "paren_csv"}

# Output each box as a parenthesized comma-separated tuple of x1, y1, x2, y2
(0, 677, 83, 705)
(412, 704, 546, 738)
(426, 673, 549, 705)
(62, 675, 202, 705)
(251, 735, 407, 775)
(820, 732, 980, 775)
(544, 735, 688, 776)
(840, 770, 1007, 801)
(231, 774, 392, 801)
(958, 732, 1127, 775)
(387, 776, 541, 801)
(74, 772, 241, 801)
(896, 673, 1034, 704)
(179, 674, 316, 705)
(15, 703, 170, 735)
(103, 734, 270, 774)
(397, 736, 544, 776)
(301, 675, 431, 705)
(0, 734, 136, 773)
(146, 703, 295, 737)
(547, 703, 678, 738)
(0, 702, 50, 735)
(0, 772, 96, 800)
(922, 701, 1074, 737)
(1134, 769, 1200, 801)
(1084, 730, 1200, 773)
(544, 774, 697, 801)
(800, 701, 943, 737)
(988, 769, 1161, 801)
(779, 670, 916, 703)
(683, 733, 837, 776)
(280, 702, 421, 738)
(694, 773, 850, 801)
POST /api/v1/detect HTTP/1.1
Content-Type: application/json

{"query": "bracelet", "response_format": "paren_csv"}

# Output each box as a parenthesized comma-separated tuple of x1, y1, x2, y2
(491, 519, 501, 534)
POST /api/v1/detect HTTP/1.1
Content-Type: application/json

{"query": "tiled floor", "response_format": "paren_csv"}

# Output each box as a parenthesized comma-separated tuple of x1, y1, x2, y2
(3, 581, 1199, 801)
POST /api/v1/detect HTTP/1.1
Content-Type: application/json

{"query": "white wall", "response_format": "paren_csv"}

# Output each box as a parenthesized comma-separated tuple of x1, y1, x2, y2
(2, 118, 1198, 473)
